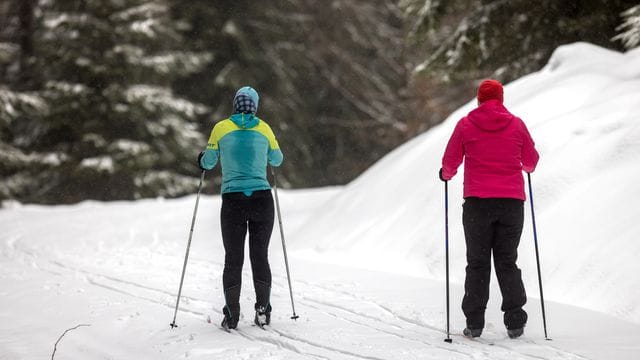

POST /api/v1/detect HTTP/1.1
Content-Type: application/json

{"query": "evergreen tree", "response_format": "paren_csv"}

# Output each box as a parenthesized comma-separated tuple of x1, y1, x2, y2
(4, 1, 636, 204)
(614, 5, 640, 49)
(0, 0, 47, 203)
(0, 82, 46, 203)
(399, 0, 639, 133)
(8, 0, 211, 203)
(403, 0, 638, 82)
(171, 0, 410, 187)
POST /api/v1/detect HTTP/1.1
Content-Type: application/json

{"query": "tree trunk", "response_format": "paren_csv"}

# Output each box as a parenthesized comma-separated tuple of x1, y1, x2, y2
(18, 0, 35, 86)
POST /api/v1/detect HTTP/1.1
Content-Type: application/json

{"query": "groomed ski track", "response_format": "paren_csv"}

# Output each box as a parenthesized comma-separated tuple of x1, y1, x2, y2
(2, 197, 634, 360)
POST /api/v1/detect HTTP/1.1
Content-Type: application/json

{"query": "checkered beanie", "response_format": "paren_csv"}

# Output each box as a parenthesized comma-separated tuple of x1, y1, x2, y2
(233, 94, 257, 114)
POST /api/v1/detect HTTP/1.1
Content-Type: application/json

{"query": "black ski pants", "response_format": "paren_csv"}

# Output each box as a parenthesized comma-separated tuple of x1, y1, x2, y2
(221, 190, 274, 313)
(462, 197, 528, 330)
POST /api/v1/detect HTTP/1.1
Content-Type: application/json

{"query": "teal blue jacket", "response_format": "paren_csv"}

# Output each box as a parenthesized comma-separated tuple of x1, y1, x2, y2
(200, 113, 283, 195)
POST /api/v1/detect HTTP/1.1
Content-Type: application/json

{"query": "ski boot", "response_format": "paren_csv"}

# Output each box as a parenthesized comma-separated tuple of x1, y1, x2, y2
(254, 303, 272, 328)
(507, 327, 524, 339)
(221, 285, 241, 330)
(221, 304, 240, 331)
(463, 327, 483, 338)
(253, 280, 272, 328)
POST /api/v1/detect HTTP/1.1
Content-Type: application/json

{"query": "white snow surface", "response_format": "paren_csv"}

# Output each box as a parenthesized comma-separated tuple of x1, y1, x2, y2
(1, 43, 640, 359)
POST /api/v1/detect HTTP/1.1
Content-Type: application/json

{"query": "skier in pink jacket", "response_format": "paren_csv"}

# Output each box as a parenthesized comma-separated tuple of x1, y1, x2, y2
(440, 79, 539, 339)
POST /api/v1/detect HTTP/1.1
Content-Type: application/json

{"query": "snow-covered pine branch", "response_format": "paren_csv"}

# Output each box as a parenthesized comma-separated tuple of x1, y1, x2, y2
(124, 85, 208, 119)
(0, 88, 46, 121)
(614, 5, 640, 49)
(111, 45, 212, 75)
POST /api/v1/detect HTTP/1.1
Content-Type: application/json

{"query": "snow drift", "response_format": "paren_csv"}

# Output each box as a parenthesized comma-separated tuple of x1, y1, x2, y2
(291, 42, 640, 323)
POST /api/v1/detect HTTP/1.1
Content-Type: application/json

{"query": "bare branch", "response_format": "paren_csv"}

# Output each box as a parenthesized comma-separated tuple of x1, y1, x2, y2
(51, 324, 91, 360)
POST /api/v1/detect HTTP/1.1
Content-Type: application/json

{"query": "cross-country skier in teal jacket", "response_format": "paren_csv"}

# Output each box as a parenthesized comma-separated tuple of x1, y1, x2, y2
(198, 86, 283, 330)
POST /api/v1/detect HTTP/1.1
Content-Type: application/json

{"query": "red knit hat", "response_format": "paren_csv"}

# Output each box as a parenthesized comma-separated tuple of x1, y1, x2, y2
(477, 79, 503, 104)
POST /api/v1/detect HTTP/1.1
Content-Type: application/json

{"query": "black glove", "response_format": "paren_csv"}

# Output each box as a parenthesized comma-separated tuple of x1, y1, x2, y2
(197, 151, 206, 170)
(439, 168, 447, 182)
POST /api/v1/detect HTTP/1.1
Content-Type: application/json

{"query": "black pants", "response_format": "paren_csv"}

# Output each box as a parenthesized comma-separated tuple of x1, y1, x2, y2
(221, 190, 274, 313)
(462, 197, 528, 330)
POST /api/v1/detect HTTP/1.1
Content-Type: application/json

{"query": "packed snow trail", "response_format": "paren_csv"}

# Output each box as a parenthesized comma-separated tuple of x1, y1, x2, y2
(2, 192, 639, 359)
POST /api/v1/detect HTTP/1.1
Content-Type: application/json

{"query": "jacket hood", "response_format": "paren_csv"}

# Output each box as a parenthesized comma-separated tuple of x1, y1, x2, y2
(230, 113, 259, 129)
(467, 99, 515, 132)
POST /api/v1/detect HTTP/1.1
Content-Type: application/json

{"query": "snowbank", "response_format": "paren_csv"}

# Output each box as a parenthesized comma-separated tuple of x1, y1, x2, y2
(291, 42, 640, 323)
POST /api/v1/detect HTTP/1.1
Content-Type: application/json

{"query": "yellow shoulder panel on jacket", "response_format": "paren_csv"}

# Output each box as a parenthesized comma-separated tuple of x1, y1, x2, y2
(207, 119, 239, 149)
(253, 119, 280, 150)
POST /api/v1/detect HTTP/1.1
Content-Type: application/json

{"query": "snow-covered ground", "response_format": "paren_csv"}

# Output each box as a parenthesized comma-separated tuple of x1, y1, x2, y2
(1, 42, 640, 359)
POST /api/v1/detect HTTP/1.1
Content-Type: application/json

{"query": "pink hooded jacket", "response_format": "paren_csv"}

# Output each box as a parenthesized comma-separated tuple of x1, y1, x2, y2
(441, 99, 539, 200)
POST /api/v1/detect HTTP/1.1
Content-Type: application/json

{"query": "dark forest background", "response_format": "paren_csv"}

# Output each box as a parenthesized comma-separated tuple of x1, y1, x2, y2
(1, 0, 638, 204)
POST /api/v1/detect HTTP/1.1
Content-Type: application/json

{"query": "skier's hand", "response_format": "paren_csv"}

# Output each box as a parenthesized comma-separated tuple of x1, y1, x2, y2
(439, 168, 447, 182)
(198, 149, 219, 170)
(197, 151, 207, 171)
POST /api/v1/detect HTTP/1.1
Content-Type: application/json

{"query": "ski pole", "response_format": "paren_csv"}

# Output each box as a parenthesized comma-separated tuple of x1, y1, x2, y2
(170, 170, 206, 328)
(527, 173, 551, 340)
(271, 167, 299, 320)
(443, 180, 452, 343)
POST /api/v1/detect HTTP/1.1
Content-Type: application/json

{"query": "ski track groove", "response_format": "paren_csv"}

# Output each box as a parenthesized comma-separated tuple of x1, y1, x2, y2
(299, 298, 475, 359)
(299, 298, 562, 360)
(18, 250, 590, 360)
(292, 278, 588, 360)
(233, 328, 327, 360)
(266, 326, 390, 360)
(89, 267, 591, 360)
(85, 277, 209, 319)
(89, 274, 324, 360)
(295, 278, 445, 332)
(82, 268, 432, 360)
(46, 258, 359, 360)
